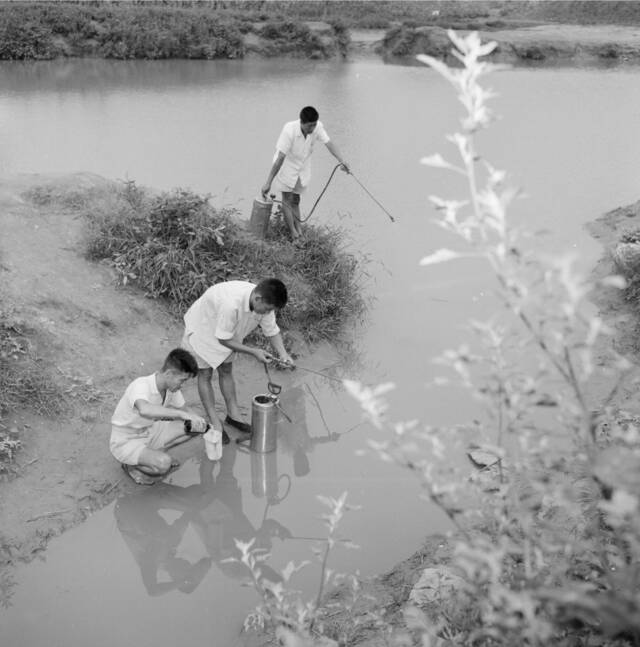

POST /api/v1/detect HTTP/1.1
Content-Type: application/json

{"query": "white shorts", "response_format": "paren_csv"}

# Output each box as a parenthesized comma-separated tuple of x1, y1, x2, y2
(109, 420, 186, 465)
(181, 331, 234, 370)
(274, 176, 306, 195)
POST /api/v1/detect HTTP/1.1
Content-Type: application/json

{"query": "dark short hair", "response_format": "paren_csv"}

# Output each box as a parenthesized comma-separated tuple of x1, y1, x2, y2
(299, 106, 319, 124)
(163, 348, 198, 377)
(255, 278, 288, 309)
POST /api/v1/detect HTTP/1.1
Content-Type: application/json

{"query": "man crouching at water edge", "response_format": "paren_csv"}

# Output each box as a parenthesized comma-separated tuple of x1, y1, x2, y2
(110, 349, 208, 486)
(181, 278, 294, 445)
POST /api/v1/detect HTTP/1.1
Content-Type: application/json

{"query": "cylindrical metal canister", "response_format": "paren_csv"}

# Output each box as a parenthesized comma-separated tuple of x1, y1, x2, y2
(250, 394, 278, 453)
(251, 450, 278, 498)
(248, 197, 273, 239)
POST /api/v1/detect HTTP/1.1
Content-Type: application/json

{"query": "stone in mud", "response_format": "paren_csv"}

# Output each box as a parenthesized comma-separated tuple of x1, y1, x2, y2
(409, 566, 468, 606)
(613, 241, 640, 274)
(276, 626, 338, 647)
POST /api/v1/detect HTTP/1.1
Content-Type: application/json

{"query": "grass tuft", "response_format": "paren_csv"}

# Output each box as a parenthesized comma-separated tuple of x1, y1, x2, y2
(0, 297, 106, 476)
(76, 181, 367, 345)
(0, 312, 65, 419)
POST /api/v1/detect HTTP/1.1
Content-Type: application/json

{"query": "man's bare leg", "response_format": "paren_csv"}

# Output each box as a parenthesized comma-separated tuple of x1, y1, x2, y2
(197, 367, 229, 443)
(218, 361, 242, 421)
(282, 192, 301, 240)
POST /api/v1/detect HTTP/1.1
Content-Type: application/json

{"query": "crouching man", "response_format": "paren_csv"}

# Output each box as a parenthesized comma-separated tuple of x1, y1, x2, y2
(110, 348, 208, 485)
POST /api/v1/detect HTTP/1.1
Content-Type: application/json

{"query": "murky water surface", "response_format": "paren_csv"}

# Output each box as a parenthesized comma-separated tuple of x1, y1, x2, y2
(1, 58, 640, 645)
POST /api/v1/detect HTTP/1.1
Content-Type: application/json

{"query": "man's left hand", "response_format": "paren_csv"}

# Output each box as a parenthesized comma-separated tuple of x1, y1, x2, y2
(278, 354, 295, 369)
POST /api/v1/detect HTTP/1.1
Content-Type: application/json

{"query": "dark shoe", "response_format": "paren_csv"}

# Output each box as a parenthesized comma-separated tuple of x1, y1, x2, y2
(222, 429, 230, 445)
(121, 463, 157, 486)
(225, 415, 252, 434)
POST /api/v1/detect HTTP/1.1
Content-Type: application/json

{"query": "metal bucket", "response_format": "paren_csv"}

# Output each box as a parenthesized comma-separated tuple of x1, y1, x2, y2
(251, 450, 278, 498)
(250, 394, 278, 453)
(248, 197, 273, 239)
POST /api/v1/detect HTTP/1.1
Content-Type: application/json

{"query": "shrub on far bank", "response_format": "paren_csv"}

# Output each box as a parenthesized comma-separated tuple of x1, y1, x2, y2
(75, 181, 366, 345)
(258, 20, 329, 58)
(0, 3, 244, 60)
(379, 25, 451, 60)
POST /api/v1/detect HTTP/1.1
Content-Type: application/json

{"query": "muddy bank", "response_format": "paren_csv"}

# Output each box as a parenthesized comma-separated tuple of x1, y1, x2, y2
(587, 199, 640, 362)
(374, 24, 640, 65)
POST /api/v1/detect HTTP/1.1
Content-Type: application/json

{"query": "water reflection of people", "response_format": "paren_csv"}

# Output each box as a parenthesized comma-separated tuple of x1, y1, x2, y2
(114, 485, 211, 596)
(277, 385, 341, 477)
(114, 444, 292, 595)
(190, 443, 291, 585)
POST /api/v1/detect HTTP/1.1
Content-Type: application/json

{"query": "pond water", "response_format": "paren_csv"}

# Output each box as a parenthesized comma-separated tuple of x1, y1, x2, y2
(1, 57, 640, 646)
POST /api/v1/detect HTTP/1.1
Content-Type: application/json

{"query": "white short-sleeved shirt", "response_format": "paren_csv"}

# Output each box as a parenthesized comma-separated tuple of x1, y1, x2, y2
(111, 373, 185, 431)
(183, 281, 280, 368)
(274, 119, 330, 189)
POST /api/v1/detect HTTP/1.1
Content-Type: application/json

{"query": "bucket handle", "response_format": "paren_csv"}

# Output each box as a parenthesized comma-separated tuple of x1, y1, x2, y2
(275, 473, 291, 503)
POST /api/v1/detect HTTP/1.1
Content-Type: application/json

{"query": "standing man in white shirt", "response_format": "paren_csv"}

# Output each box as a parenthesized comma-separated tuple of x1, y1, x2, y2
(261, 106, 350, 241)
(181, 278, 294, 444)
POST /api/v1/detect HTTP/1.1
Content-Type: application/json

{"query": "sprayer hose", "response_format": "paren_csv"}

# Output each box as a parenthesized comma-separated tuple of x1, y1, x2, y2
(281, 163, 396, 224)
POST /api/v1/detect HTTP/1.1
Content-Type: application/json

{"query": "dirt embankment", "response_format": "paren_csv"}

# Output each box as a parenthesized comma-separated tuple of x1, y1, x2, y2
(369, 24, 640, 65)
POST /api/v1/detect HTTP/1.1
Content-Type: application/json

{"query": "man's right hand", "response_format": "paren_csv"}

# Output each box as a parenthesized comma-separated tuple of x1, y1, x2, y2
(253, 349, 275, 364)
(184, 413, 208, 433)
(260, 183, 271, 199)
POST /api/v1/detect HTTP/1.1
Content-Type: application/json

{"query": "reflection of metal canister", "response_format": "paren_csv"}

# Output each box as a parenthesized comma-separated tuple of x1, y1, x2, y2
(250, 394, 278, 453)
(251, 450, 278, 499)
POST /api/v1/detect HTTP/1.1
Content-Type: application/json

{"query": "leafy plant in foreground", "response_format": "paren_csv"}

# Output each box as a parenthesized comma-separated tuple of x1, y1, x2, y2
(347, 31, 640, 646)
(227, 492, 362, 645)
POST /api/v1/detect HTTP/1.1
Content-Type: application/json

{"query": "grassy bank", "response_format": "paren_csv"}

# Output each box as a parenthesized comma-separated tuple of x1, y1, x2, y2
(0, 2, 345, 60)
(24, 180, 366, 347)
(4, 1, 640, 62)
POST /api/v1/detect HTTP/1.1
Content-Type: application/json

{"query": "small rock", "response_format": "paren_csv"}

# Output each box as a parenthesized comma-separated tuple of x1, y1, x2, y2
(8, 426, 20, 438)
(409, 567, 468, 606)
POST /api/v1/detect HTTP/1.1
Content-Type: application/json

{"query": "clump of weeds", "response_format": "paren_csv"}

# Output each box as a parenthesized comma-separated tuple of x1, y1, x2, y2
(0, 300, 105, 476)
(76, 181, 366, 345)
(0, 309, 63, 420)
(0, 563, 16, 609)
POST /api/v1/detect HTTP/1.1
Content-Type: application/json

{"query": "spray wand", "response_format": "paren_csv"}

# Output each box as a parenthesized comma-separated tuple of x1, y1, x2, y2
(269, 163, 396, 224)
(270, 358, 346, 385)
